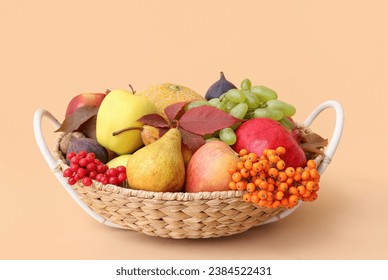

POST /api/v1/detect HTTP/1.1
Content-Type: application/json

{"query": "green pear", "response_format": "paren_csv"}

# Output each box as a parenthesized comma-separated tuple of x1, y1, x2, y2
(96, 89, 157, 155)
(126, 128, 185, 192)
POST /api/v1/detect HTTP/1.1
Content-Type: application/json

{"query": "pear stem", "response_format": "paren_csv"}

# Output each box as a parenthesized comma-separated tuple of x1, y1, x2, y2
(112, 126, 142, 136)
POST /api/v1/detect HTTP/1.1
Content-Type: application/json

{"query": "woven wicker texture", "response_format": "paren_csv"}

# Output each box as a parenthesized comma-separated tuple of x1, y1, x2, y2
(53, 133, 298, 239)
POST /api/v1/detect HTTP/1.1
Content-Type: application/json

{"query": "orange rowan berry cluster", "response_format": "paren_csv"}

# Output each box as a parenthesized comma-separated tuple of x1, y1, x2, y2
(228, 147, 320, 209)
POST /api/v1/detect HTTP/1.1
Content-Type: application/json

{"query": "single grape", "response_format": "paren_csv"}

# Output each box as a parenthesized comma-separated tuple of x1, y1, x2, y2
(219, 128, 237, 145)
(266, 99, 296, 117)
(205, 137, 221, 143)
(251, 85, 278, 101)
(244, 91, 262, 109)
(254, 108, 284, 120)
(187, 100, 208, 110)
(240, 79, 252, 91)
(208, 98, 221, 107)
(225, 101, 236, 112)
(225, 89, 246, 103)
(229, 102, 249, 119)
(278, 117, 294, 130)
(253, 108, 271, 118)
(216, 103, 227, 112)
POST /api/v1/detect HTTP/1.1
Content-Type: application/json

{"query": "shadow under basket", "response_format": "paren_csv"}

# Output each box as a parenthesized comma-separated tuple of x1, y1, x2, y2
(34, 100, 344, 239)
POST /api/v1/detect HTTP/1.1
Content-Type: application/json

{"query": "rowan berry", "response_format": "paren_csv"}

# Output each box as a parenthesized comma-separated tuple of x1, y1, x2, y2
(243, 193, 252, 202)
(306, 181, 315, 191)
(307, 160, 317, 169)
(240, 168, 250, 178)
(278, 182, 288, 192)
(276, 160, 286, 170)
(268, 168, 279, 178)
(251, 193, 260, 204)
(246, 182, 256, 193)
(276, 146, 286, 155)
(285, 167, 295, 177)
(257, 190, 267, 200)
(248, 153, 258, 163)
(232, 172, 242, 182)
(302, 170, 310, 181)
(275, 191, 284, 200)
(228, 166, 237, 175)
(277, 172, 287, 182)
(236, 181, 247, 191)
(258, 199, 267, 207)
(288, 194, 299, 206)
(236, 161, 245, 170)
(239, 149, 249, 157)
(244, 160, 253, 170)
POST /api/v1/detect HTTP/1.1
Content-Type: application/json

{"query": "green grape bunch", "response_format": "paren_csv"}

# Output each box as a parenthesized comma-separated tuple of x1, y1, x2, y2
(188, 78, 297, 146)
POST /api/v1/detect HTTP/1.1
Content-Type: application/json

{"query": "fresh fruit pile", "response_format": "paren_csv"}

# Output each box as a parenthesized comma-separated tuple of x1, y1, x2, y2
(229, 147, 319, 209)
(56, 72, 328, 210)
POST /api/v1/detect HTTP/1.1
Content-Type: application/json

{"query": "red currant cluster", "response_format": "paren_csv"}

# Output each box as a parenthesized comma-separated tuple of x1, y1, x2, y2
(63, 150, 127, 187)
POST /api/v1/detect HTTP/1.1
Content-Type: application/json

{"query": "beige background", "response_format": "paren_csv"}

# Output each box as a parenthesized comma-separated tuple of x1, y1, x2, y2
(1, 0, 387, 259)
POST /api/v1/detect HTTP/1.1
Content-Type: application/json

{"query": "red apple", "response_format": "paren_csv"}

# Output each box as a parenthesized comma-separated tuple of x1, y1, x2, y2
(185, 140, 240, 192)
(65, 93, 106, 117)
(232, 118, 306, 168)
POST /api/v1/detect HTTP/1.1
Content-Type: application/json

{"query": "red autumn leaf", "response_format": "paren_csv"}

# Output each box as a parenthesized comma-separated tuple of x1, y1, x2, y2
(137, 114, 170, 128)
(55, 106, 98, 133)
(179, 127, 206, 152)
(164, 101, 189, 122)
(178, 105, 240, 135)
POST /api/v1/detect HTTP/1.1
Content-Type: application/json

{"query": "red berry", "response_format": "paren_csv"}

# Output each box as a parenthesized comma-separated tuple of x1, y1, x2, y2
(79, 158, 88, 167)
(116, 166, 126, 173)
(77, 150, 87, 158)
(70, 163, 79, 172)
(77, 168, 86, 178)
(70, 156, 79, 164)
(67, 152, 76, 160)
(82, 177, 92, 186)
(118, 172, 127, 182)
(101, 176, 109, 185)
(68, 177, 77, 185)
(96, 165, 105, 174)
(73, 174, 82, 181)
(106, 168, 118, 177)
(86, 152, 95, 160)
(63, 168, 74, 178)
(86, 163, 96, 172)
(109, 176, 120, 185)
(94, 159, 102, 166)
(89, 171, 97, 179)
(95, 173, 104, 182)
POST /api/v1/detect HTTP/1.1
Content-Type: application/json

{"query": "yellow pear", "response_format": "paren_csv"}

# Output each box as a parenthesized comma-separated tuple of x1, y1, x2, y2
(126, 128, 185, 192)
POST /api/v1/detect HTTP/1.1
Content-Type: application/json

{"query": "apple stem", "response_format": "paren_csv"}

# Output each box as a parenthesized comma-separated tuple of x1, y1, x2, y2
(128, 84, 135, 94)
(112, 126, 142, 136)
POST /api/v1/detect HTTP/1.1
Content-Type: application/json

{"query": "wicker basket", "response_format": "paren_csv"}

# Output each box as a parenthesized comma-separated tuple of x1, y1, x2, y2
(34, 100, 344, 239)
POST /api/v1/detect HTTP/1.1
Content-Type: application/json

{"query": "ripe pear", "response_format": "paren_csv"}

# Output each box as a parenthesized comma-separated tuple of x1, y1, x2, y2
(126, 128, 185, 192)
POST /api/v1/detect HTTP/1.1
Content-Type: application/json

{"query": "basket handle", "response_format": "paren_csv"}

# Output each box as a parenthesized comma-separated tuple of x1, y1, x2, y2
(261, 100, 344, 225)
(302, 99, 344, 174)
(33, 109, 124, 229)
